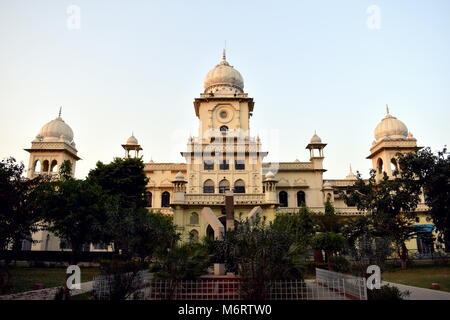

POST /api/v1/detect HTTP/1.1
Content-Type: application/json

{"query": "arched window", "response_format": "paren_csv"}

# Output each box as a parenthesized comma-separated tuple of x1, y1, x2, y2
(34, 160, 41, 173)
(161, 191, 170, 207)
(220, 125, 229, 135)
(377, 158, 384, 174)
(203, 179, 215, 193)
(190, 212, 199, 225)
(189, 230, 199, 243)
(279, 191, 288, 207)
(297, 191, 306, 207)
(42, 160, 49, 173)
(234, 179, 245, 193)
(145, 191, 152, 207)
(390, 158, 398, 173)
(50, 160, 58, 173)
(219, 179, 230, 193)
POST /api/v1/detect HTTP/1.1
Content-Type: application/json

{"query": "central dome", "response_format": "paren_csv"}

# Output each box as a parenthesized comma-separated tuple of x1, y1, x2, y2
(37, 116, 74, 144)
(374, 113, 408, 141)
(203, 53, 244, 94)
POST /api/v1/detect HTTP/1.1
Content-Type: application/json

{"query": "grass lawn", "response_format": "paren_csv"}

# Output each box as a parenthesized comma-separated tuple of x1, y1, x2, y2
(3, 267, 100, 295)
(382, 263, 450, 292)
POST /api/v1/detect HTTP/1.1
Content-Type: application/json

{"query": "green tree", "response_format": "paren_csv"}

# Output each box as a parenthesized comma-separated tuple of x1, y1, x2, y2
(311, 232, 346, 270)
(87, 157, 148, 208)
(217, 215, 307, 300)
(342, 169, 422, 269)
(0, 157, 46, 251)
(397, 147, 450, 249)
(272, 205, 316, 247)
(37, 173, 114, 264)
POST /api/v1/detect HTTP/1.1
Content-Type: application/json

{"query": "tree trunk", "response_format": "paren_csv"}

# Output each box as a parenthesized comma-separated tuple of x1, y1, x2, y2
(399, 243, 408, 270)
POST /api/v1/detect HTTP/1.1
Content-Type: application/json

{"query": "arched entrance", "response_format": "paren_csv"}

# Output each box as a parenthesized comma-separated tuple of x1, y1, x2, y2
(206, 216, 238, 239)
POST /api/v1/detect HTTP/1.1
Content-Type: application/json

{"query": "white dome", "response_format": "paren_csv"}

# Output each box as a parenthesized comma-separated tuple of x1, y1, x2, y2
(126, 135, 138, 145)
(204, 54, 244, 94)
(37, 116, 74, 144)
(310, 133, 322, 144)
(175, 171, 185, 180)
(323, 181, 333, 189)
(374, 113, 408, 141)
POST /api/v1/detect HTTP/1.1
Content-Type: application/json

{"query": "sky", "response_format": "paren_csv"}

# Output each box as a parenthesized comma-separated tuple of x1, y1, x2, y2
(1, 0, 449, 179)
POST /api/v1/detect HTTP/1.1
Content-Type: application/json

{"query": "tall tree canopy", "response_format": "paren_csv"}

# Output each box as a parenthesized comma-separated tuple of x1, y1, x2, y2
(398, 147, 450, 248)
(87, 157, 148, 208)
(0, 158, 45, 251)
(36, 171, 114, 263)
(342, 168, 423, 269)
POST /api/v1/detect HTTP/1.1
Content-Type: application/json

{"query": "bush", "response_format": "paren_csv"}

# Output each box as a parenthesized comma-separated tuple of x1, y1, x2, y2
(328, 256, 350, 273)
(367, 284, 410, 300)
(93, 260, 145, 300)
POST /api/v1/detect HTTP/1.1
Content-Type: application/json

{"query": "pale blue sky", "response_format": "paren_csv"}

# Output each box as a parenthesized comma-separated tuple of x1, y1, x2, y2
(1, 0, 449, 179)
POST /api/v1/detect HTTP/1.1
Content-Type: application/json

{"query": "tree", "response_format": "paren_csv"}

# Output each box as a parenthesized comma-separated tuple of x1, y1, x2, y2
(0, 157, 46, 251)
(37, 172, 114, 264)
(272, 205, 316, 247)
(342, 169, 422, 269)
(87, 157, 150, 256)
(397, 147, 450, 249)
(311, 232, 346, 270)
(87, 157, 148, 208)
(216, 215, 307, 300)
(127, 209, 179, 261)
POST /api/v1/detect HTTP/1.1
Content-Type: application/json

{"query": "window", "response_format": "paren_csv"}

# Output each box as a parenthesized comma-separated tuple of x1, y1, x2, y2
(219, 160, 229, 170)
(297, 191, 306, 207)
(234, 179, 245, 193)
(220, 126, 229, 134)
(50, 160, 58, 173)
(203, 179, 214, 193)
(279, 191, 288, 207)
(219, 179, 230, 193)
(161, 191, 170, 207)
(145, 191, 152, 207)
(235, 159, 245, 170)
(377, 158, 384, 174)
(391, 158, 398, 173)
(190, 212, 199, 225)
(42, 160, 49, 173)
(34, 160, 41, 172)
(189, 230, 199, 243)
(204, 160, 214, 170)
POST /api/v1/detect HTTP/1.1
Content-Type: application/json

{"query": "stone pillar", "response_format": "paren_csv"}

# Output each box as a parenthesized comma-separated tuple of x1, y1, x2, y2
(225, 191, 234, 231)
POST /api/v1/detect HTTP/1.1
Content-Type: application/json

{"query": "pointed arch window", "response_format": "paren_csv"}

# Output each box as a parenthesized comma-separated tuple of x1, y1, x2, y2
(161, 191, 170, 207)
(203, 179, 215, 193)
(297, 191, 306, 207)
(234, 179, 245, 193)
(279, 191, 288, 207)
(219, 179, 230, 193)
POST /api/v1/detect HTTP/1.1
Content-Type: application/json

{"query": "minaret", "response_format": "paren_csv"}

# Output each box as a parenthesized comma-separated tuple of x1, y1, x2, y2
(306, 131, 327, 170)
(368, 107, 420, 179)
(122, 133, 143, 158)
(25, 109, 80, 178)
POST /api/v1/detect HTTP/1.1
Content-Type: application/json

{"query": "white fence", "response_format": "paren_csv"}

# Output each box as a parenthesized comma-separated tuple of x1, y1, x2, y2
(315, 268, 367, 300)
(136, 278, 363, 300)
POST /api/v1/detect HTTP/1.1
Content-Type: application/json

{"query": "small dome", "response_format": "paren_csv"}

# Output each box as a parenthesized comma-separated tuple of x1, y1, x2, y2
(310, 133, 322, 144)
(38, 115, 74, 144)
(126, 135, 138, 145)
(204, 53, 244, 94)
(175, 171, 185, 180)
(323, 181, 333, 189)
(265, 171, 275, 179)
(374, 112, 408, 141)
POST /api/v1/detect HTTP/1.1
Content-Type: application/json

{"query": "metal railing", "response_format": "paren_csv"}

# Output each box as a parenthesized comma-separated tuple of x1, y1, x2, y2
(315, 268, 367, 300)
(134, 279, 364, 300)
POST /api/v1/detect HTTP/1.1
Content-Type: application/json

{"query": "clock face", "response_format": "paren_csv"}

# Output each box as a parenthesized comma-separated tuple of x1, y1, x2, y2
(216, 105, 234, 124)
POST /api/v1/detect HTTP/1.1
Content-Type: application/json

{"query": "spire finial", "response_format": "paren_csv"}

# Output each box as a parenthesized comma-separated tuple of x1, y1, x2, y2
(350, 164, 353, 173)
(58, 106, 62, 118)
(222, 41, 227, 61)
(386, 104, 390, 115)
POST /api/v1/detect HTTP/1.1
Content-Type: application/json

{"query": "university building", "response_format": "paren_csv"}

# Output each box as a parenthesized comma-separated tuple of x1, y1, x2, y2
(24, 53, 435, 254)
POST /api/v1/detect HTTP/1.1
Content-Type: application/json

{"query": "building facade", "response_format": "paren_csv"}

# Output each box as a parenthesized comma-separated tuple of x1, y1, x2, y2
(25, 53, 436, 254)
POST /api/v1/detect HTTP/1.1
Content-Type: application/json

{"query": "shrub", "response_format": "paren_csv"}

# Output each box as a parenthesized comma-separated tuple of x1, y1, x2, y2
(328, 256, 350, 273)
(367, 284, 410, 300)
